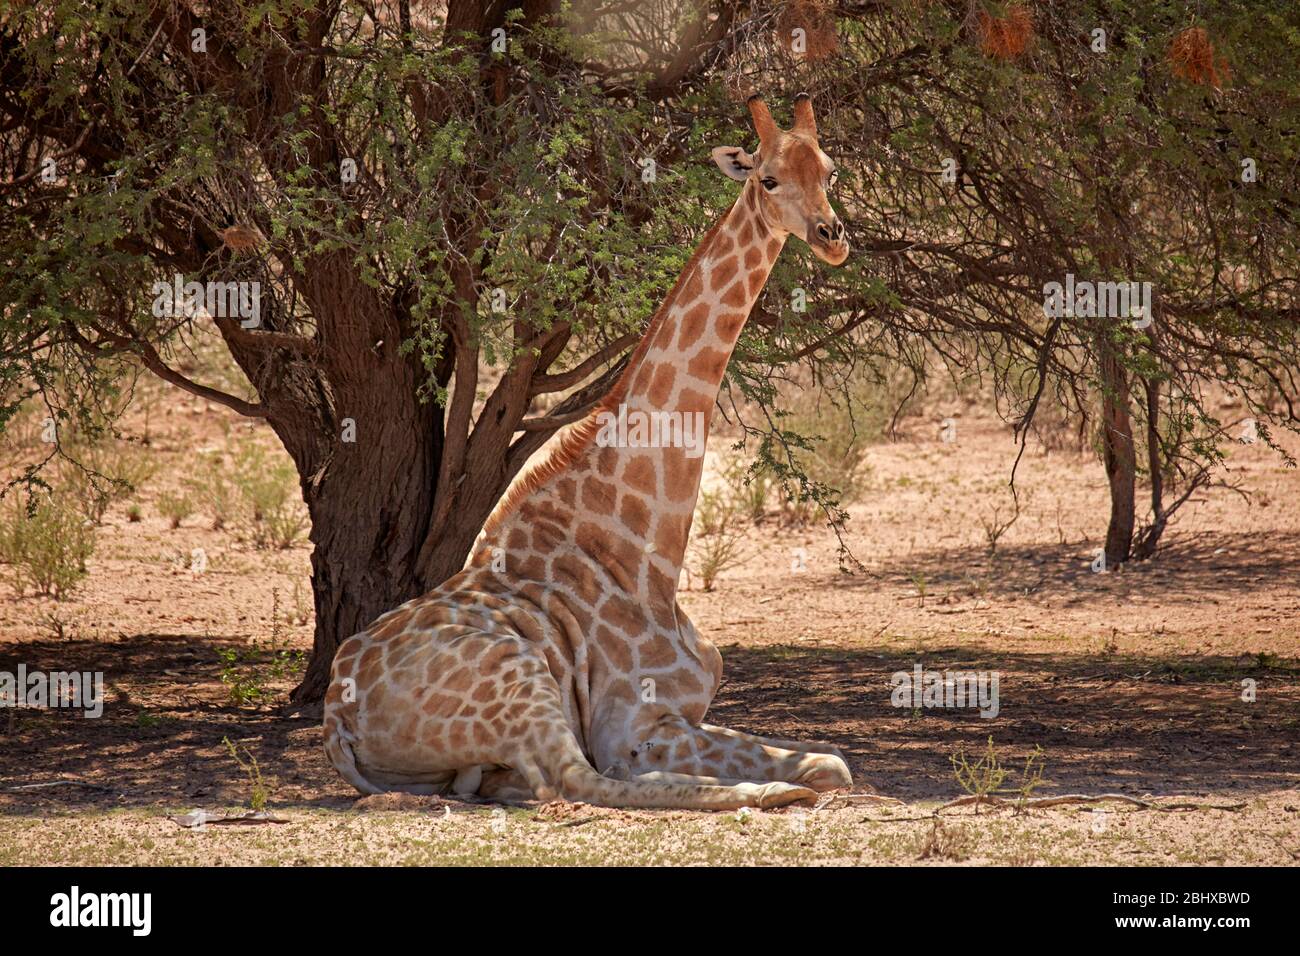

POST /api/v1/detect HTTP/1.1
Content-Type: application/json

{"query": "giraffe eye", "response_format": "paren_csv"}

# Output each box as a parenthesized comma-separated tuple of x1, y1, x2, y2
(760, 177, 778, 191)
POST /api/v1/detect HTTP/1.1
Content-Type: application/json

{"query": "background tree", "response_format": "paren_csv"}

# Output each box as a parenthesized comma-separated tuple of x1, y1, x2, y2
(3, 0, 1296, 704)
(730, 0, 1299, 567)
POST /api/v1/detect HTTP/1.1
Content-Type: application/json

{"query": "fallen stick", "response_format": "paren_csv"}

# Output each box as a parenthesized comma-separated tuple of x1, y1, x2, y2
(816, 792, 906, 809)
(938, 793, 1247, 812)
(1273, 837, 1300, 861)
(171, 810, 290, 828)
(941, 793, 1151, 810)
(0, 780, 118, 793)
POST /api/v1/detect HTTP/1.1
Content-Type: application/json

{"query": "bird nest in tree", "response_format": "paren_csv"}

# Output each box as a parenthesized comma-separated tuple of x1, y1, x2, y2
(220, 224, 262, 252)
(977, 4, 1034, 60)
(1168, 27, 1231, 89)
(776, 0, 839, 62)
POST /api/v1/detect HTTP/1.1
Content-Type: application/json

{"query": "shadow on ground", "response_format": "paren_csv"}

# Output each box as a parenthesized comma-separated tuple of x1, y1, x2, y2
(714, 642, 1299, 800)
(849, 529, 1300, 611)
(2, 618, 1296, 813)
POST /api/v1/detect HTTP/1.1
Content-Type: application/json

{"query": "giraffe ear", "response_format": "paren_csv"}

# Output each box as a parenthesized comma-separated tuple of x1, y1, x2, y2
(711, 146, 756, 182)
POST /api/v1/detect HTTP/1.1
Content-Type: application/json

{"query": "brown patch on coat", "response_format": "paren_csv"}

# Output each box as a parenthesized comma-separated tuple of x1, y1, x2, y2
(619, 493, 652, 538)
(721, 280, 748, 308)
(623, 456, 657, 497)
(595, 624, 635, 673)
(582, 477, 618, 516)
(677, 302, 712, 351)
(648, 364, 677, 406)
(710, 256, 739, 292)
(691, 345, 733, 382)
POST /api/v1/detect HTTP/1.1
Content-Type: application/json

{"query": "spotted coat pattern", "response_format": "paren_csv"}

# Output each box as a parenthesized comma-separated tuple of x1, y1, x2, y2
(323, 98, 853, 809)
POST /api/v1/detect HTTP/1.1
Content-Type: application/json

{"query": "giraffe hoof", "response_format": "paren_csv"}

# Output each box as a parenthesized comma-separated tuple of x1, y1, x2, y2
(795, 754, 853, 792)
(749, 782, 818, 809)
(600, 761, 632, 781)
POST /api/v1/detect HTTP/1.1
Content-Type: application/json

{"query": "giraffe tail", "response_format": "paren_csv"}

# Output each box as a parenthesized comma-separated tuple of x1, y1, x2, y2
(323, 714, 384, 795)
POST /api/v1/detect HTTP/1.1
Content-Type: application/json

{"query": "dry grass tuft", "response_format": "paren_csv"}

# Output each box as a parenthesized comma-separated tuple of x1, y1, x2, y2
(353, 793, 446, 812)
(916, 818, 972, 861)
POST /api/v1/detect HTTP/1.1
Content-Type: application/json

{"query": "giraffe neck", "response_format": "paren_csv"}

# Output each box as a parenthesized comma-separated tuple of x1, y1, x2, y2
(584, 180, 785, 584)
(620, 180, 784, 424)
(480, 178, 785, 608)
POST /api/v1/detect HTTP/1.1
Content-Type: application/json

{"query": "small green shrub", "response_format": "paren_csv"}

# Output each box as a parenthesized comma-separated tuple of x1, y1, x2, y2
(186, 440, 307, 547)
(218, 589, 305, 705)
(0, 496, 96, 598)
(688, 487, 749, 591)
(721, 458, 773, 522)
(218, 645, 268, 705)
(908, 569, 928, 607)
(185, 453, 238, 529)
(777, 399, 872, 525)
(60, 439, 156, 524)
(230, 440, 308, 549)
(951, 737, 1050, 812)
(222, 736, 270, 811)
(951, 736, 1008, 809)
(155, 490, 194, 529)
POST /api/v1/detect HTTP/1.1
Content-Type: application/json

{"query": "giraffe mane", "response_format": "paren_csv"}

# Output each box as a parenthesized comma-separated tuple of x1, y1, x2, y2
(483, 202, 736, 535)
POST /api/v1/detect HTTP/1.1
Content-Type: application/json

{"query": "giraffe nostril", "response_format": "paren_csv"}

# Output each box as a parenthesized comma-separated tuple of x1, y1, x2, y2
(832, 220, 845, 240)
(816, 222, 832, 242)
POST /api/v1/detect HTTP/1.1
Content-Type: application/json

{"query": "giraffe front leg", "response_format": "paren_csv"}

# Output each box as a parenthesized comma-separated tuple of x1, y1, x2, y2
(624, 718, 852, 793)
(698, 723, 850, 765)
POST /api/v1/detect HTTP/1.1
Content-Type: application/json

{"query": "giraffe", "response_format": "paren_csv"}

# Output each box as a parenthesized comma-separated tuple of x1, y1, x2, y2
(323, 94, 853, 810)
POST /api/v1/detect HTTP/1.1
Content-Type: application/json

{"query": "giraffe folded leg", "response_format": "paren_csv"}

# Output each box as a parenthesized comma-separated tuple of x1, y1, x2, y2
(474, 765, 798, 809)
(630, 770, 748, 787)
(451, 765, 483, 795)
(547, 759, 817, 810)
(515, 701, 816, 810)
(620, 719, 853, 793)
(699, 723, 849, 763)
(476, 768, 535, 803)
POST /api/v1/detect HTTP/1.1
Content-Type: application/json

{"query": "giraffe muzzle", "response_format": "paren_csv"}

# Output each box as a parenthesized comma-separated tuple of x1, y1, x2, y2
(809, 217, 849, 265)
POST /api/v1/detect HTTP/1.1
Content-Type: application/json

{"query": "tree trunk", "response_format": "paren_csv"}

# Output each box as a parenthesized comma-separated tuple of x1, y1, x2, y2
(229, 3, 585, 707)
(283, 369, 537, 705)
(263, 0, 549, 704)
(1099, 345, 1136, 568)
(291, 403, 440, 705)
(1131, 376, 1167, 561)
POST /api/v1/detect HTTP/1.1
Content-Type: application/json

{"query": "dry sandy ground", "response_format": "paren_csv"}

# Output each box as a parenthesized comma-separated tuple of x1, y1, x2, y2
(1, 384, 1298, 865)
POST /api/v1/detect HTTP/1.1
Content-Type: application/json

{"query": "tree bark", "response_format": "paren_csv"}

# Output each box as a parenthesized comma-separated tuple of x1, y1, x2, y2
(288, 381, 441, 705)
(1099, 344, 1136, 567)
(277, 2, 565, 705)
(283, 351, 556, 705)
(1132, 375, 1176, 561)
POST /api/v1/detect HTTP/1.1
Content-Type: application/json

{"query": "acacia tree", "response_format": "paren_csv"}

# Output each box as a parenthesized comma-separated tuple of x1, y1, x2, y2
(2, 1, 710, 701)
(3, 0, 1297, 705)
(3, 1, 850, 704)
(733, 0, 1300, 568)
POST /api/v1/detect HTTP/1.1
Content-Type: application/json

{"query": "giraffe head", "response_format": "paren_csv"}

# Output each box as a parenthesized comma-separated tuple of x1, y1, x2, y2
(711, 93, 849, 266)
